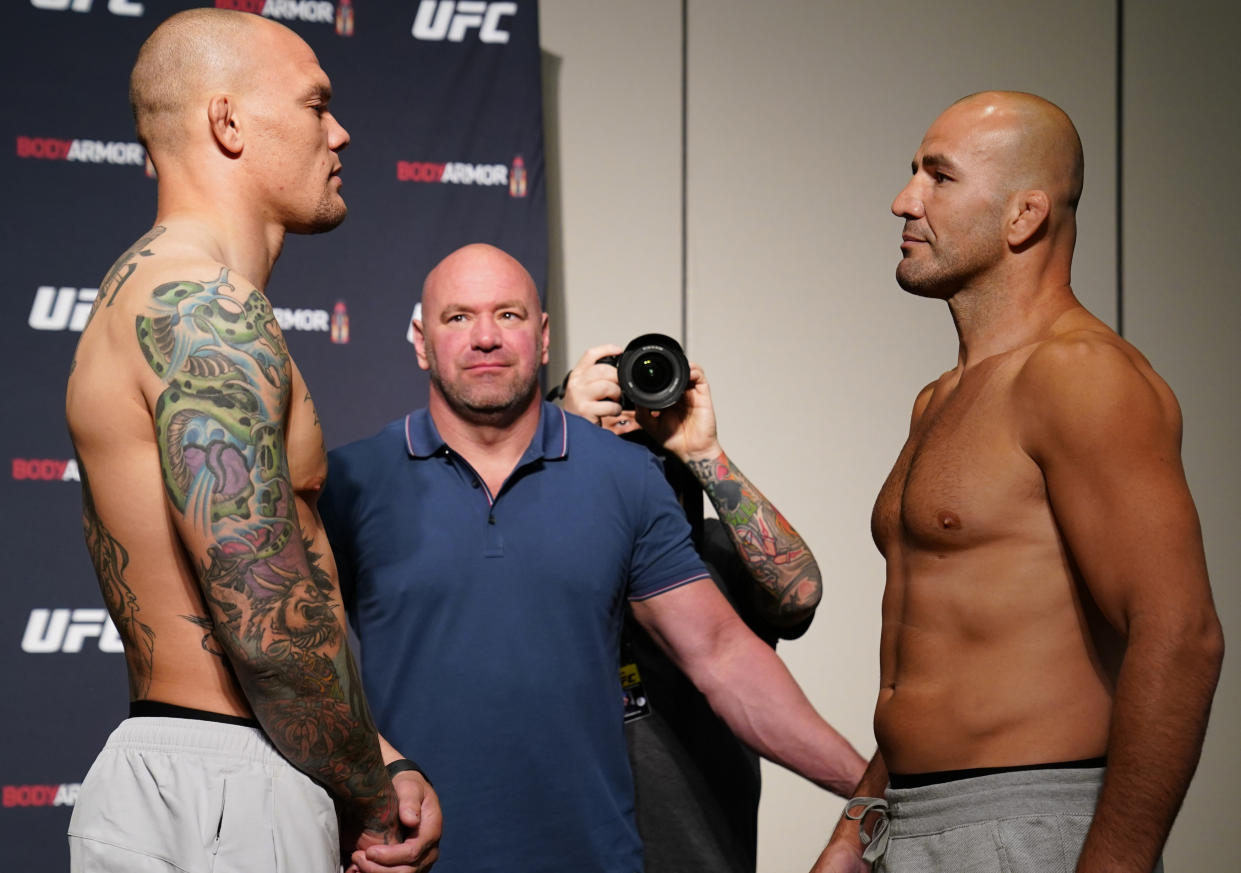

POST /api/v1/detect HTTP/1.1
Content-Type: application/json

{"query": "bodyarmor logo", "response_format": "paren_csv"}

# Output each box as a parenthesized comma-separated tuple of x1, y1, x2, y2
(261, 0, 335, 23)
(215, 0, 342, 28)
(273, 306, 330, 333)
(412, 1, 516, 43)
(509, 155, 527, 198)
(22, 609, 123, 654)
(397, 161, 510, 186)
(214, 0, 268, 12)
(30, 0, 143, 15)
(3, 784, 81, 807)
(12, 459, 80, 482)
(29, 287, 97, 332)
(16, 137, 146, 166)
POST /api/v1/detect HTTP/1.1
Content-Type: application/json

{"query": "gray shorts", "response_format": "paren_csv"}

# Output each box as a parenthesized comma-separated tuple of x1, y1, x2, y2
(68, 716, 339, 873)
(867, 765, 1163, 873)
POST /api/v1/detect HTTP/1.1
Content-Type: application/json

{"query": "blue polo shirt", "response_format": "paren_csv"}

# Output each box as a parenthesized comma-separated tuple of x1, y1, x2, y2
(320, 401, 708, 873)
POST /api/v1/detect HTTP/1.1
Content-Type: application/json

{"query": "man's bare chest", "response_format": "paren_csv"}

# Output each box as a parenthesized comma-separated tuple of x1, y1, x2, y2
(872, 367, 1045, 553)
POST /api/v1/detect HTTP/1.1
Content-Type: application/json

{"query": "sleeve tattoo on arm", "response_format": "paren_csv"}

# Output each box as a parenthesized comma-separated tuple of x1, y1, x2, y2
(688, 454, 822, 617)
(135, 268, 388, 814)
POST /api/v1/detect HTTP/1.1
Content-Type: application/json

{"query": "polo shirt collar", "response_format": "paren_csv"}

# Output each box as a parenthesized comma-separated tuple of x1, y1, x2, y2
(404, 401, 570, 463)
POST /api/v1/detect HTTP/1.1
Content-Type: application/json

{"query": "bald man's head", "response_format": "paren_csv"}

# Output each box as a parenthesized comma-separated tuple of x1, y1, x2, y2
(421, 243, 541, 317)
(949, 91, 1085, 212)
(415, 243, 548, 426)
(892, 91, 1084, 297)
(129, 9, 281, 155)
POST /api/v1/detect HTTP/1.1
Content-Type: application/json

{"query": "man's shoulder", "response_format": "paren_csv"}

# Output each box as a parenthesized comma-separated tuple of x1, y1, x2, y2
(1014, 327, 1181, 456)
(330, 417, 410, 464)
(100, 227, 266, 314)
(320, 418, 411, 526)
(1017, 325, 1170, 405)
(562, 411, 659, 469)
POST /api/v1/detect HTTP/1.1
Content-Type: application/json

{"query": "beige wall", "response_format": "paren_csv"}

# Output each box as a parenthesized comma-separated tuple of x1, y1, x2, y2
(539, 1, 1237, 869)
(1122, 3, 1240, 867)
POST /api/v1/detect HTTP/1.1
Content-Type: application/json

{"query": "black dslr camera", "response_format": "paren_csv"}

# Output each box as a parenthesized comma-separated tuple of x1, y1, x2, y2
(598, 334, 690, 410)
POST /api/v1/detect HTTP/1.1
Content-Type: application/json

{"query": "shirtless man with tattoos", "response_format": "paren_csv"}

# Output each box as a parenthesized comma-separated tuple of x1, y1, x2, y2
(813, 92, 1223, 873)
(64, 10, 438, 872)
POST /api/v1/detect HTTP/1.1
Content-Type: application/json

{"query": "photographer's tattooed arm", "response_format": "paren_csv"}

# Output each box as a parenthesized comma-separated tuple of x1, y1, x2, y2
(686, 453, 823, 625)
(136, 268, 393, 832)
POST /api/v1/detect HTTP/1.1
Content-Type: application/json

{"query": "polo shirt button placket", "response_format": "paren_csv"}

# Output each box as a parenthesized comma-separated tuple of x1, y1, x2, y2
(483, 507, 503, 556)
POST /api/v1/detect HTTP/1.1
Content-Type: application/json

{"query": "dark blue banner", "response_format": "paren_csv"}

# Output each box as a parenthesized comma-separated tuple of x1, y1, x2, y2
(2, 2, 545, 866)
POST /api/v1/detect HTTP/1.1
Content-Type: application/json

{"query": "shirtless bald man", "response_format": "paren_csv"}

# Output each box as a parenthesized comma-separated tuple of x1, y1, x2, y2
(813, 92, 1223, 873)
(65, 10, 438, 872)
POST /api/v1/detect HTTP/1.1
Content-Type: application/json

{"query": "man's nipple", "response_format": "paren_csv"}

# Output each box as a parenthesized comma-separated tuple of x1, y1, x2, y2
(937, 510, 962, 530)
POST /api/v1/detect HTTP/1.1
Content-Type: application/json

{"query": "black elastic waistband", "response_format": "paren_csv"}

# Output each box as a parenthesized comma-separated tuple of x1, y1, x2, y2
(130, 699, 261, 729)
(889, 756, 1107, 789)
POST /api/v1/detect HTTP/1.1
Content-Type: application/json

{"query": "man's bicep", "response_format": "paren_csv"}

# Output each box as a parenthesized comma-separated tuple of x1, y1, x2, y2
(620, 452, 702, 587)
(1046, 448, 1207, 631)
(135, 272, 303, 631)
(631, 578, 750, 675)
(1023, 347, 1209, 633)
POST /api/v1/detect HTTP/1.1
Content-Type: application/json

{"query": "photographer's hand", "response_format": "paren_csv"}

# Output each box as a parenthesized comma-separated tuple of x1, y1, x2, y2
(635, 363, 721, 462)
(562, 344, 630, 428)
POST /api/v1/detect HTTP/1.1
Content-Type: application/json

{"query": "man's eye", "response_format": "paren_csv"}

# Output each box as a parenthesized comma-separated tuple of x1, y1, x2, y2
(934, 172, 950, 183)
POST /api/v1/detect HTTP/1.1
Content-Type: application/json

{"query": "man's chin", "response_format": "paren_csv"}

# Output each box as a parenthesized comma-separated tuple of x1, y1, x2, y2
(450, 390, 539, 426)
(290, 203, 348, 236)
(896, 264, 950, 299)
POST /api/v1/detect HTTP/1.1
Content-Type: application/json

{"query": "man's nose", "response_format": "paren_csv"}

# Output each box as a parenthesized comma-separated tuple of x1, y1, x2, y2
(471, 319, 502, 350)
(328, 112, 350, 152)
(891, 177, 924, 218)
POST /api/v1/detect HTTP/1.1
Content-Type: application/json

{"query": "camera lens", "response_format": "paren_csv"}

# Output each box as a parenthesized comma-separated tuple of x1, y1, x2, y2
(617, 334, 689, 410)
(632, 355, 672, 394)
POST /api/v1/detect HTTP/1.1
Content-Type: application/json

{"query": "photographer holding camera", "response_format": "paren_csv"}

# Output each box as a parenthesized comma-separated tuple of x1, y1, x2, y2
(559, 340, 846, 873)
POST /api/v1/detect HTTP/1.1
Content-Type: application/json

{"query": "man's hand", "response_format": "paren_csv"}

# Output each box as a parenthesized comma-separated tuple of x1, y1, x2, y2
(348, 772, 442, 873)
(561, 344, 629, 428)
(634, 363, 721, 462)
(810, 801, 874, 873)
(336, 791, 400, 873)
(810, 840, 869, 873)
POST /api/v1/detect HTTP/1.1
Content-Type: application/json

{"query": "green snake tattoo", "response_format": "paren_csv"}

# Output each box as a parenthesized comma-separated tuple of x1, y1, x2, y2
(138, 268, 291, 545)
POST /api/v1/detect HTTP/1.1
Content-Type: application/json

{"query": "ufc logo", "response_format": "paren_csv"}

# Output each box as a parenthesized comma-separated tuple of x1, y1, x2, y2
(22, 609, 123, 654)
(412, 1, 516, 43)
(29, 287, 97, 332)
(30, 0, 144, 15)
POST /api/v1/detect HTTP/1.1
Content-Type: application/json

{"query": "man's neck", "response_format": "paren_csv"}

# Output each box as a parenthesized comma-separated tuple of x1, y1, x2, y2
(427, 393, 543, 495)
(947, 273, 1079, 368)
(155, 187, 284, 290)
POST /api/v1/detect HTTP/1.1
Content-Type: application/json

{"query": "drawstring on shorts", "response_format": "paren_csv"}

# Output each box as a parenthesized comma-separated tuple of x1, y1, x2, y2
(843, 796, 890, 865)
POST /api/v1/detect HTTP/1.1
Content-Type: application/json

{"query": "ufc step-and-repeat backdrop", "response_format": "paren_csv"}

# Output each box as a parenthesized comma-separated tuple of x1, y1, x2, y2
(3, 1, 546, 864)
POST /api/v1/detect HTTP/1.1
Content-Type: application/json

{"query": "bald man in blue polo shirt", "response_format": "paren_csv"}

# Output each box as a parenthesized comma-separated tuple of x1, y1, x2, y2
(320, 243, 865, 873)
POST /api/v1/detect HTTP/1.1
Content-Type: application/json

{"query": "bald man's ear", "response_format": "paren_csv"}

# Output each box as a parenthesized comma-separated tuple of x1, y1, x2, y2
(1007, 189, 1050, 248)
(207, 94, 243, 157)
(539, 312, 549, 366)
(412, 319, 431, 372)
